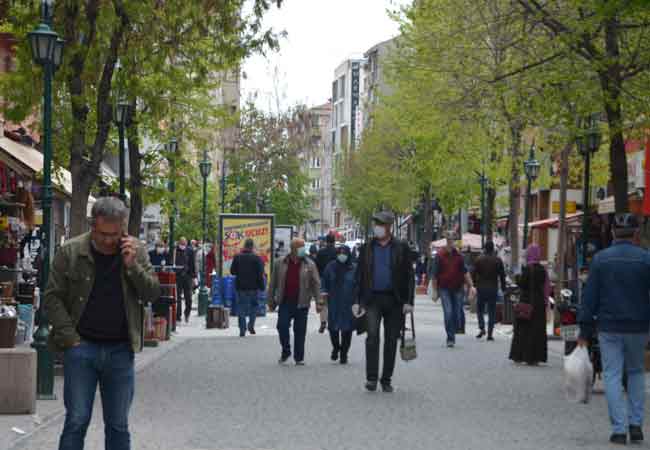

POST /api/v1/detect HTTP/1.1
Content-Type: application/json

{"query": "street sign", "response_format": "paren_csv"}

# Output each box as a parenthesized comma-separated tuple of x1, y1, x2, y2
(552, 201, 576, 214)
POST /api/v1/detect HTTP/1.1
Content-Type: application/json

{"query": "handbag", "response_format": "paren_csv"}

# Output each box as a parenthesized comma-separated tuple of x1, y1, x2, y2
(514, 266, 535, 320)
(400, 312, 417, 362)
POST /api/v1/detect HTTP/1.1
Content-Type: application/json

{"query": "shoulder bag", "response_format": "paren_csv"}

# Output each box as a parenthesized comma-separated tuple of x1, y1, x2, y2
(400, 312, 417, 361)
(514, 266, 534, 320)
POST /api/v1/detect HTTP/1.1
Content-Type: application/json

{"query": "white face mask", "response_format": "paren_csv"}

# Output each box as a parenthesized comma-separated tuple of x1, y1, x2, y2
(179, 245, 186, 251)
(373, 225, 386, 239)
(156, 247, 164, 254)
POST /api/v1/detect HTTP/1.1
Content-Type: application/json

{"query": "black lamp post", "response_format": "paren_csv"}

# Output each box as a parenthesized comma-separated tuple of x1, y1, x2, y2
(114, 98, 130, 202)
(522, 142, 540, 250)
(477, 171, 488, 249)
(576, 114, 601, 266)
(198, 150, 212, 317)
(167, 137, 178, 258)
(28, 0, 64, 400)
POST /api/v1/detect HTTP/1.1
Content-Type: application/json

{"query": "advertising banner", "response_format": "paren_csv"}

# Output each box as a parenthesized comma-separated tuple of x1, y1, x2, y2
(219, 214, 274, 281)
(273, 226, 293, 262)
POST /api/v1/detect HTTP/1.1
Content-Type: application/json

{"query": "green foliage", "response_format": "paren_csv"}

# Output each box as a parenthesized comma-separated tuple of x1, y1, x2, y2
(225, 101, 312, 227)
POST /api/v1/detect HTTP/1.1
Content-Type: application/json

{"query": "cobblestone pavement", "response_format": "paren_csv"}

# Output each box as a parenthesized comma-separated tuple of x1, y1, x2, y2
(7, 296, 645, 450)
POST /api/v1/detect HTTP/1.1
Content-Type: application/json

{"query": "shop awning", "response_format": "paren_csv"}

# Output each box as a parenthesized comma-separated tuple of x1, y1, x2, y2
(597, 192, 643, 215)
(432, 233, 504, 251)
(524, 212, 583, 230)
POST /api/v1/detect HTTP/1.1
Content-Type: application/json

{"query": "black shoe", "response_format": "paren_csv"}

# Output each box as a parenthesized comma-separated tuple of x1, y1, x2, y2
(381, 383, 394, 393)
(278, 353, 291, 364)
(365, 381, 378, 392)
(248, 328, 256, 335)
(476, 331, 485, 339)
(295, 360, 305, 366)
(610, 434, 627, 445)
(340, 354, 348, 365)
(184, 316, 190, 324)
(487, 336, 495, 341)
(630, 426, 644, 443)
(446, 341, 455, 348)
(331, 349, 339, 361)
(319, 322, 327, 334)
(239, 330, 246, 337)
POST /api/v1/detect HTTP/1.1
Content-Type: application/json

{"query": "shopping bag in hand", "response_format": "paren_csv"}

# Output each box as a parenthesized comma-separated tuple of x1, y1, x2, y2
(564, 346, 593, 404)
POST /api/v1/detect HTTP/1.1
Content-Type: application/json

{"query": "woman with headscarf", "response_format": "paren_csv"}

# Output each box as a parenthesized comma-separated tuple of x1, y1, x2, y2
(320, 245, 357, 364)
(509, 244, 549, 365)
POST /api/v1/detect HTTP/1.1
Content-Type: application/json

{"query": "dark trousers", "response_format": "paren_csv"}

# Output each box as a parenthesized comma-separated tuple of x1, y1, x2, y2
(365, 293, 403, 384)
(176, 275, 193, 320)
(329, 330, 353, 356)
(477, 289, 497, 336)
(277, 303, 308, 362)
(237, 290, 258, 333)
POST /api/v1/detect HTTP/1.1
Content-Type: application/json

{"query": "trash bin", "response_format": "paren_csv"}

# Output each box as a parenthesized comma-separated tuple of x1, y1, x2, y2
(503, 295, 514, 325)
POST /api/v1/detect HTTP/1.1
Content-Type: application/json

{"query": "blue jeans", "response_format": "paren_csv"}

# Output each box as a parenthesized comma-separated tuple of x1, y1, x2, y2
(277, 303, 309, 362)
(440, 288, 464, 343)
(477, 289, 497, 335)
(237, 290, 258, 334)
(599, 332, 648, 434)
(457, 293, 466, 332)
(59, 341, 134, 450)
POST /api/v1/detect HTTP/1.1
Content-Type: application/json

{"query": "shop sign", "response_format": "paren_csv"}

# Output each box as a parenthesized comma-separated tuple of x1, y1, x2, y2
(552, 201, 577, 214)
(0, 217, 8, 231)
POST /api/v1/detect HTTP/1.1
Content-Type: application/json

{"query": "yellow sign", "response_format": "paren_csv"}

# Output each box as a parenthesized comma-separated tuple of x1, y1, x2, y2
(0, 217, 8, 231)
(552, 201, 576, 214)
(220, 215, 274, 281)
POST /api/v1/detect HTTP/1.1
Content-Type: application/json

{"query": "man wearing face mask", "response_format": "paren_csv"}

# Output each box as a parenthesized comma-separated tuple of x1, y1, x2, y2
(269, 238, 320, 365)
(174, 237, 196, 324)
(353, 211, 415, 392)
(148, 240, 169, 267)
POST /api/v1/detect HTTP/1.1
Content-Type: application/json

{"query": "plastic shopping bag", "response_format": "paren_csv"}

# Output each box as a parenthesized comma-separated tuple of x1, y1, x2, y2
(564, 346, 593, 404)
(426, 280, 433, 297)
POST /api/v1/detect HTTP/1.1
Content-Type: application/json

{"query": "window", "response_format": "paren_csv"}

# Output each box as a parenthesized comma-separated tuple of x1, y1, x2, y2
(332, 80, 338, 101)
(311, 178, 321, 190)
(311, 157, 321, 168)
(311, 115, 320, 128)
(339, 75, 346, 98)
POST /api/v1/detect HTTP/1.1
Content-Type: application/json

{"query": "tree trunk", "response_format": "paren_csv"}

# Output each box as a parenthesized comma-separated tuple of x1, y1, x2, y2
(127, 109, 143, 237)
(601, 17, 628, 213)
(70, 163, 93, 237)
(507, 128, 523, 273)
(556, 142, 571, 298)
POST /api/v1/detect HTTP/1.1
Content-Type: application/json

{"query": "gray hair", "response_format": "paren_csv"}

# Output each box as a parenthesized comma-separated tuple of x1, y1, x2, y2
(90, 197, 129, 226)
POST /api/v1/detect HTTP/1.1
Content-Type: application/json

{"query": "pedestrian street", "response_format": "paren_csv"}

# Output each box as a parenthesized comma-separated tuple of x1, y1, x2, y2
(7, 295, 637, 450)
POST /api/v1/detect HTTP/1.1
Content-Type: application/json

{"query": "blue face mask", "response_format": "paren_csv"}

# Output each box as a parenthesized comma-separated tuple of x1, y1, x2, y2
(297, 247, 307, 258)
(337, 254, 348, 264)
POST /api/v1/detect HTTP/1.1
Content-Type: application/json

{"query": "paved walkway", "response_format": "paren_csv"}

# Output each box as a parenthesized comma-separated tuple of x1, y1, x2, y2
(4, 296, 645, 450)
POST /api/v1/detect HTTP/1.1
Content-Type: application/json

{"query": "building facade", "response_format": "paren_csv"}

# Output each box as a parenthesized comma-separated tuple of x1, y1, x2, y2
(329, 57, 364, 240)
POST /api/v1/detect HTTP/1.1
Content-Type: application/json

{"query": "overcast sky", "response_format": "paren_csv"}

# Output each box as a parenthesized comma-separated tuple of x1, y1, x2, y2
(242, 0, 408, 113)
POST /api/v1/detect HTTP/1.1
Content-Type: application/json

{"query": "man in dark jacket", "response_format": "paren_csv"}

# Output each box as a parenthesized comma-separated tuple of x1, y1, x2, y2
(353, 211, 414, 393)
(174, 237, 196, 323)
(315, 233, 337, 333)
(472, 241, 506, 341)
(578, 214, 650, 445)
(148, 240, 169, 267)
(231, 239, 265, 337)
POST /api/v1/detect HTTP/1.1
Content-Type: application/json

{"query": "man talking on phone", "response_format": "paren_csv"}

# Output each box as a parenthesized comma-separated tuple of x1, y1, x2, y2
(44, 197, 160, 450)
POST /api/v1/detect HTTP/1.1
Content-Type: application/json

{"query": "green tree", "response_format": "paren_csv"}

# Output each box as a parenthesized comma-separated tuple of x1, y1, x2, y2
(1, 0, 282, 236)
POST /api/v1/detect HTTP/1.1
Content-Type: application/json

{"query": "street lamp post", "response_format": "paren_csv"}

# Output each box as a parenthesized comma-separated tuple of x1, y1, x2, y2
(198, 150, 212, 317)
(167, 137, 178, 258)
(477, 172, 488, 249)
(114, 98, 130, 202)
(576, 114, 602, 267)
(522, 142, 541, 250)
(28, 0, 64, 400)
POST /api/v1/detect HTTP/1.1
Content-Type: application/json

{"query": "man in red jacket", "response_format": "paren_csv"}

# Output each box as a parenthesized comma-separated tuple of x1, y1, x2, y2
(431, 232, 476, 347)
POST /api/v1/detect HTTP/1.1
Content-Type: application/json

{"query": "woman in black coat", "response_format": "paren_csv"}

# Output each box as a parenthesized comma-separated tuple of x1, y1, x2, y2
(509, 244, 548, 365)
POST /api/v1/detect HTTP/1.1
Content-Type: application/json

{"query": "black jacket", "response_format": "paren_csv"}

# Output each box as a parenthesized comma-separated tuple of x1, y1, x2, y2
(230, 250, 265, 291)
(355, 237, 414, 307)
(174, 247, 196, 278)
(316, 245, 337, 276)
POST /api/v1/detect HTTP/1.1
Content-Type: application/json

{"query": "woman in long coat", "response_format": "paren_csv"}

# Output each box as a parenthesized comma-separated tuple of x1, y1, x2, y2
(509, 244, 549, 365)
(320, 245, 356, 364)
